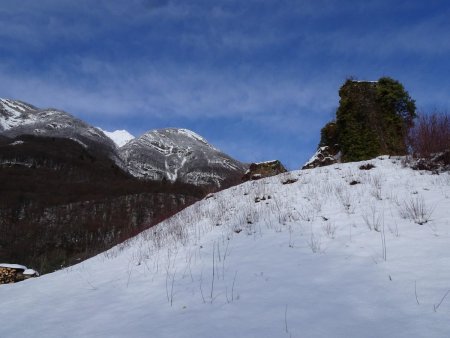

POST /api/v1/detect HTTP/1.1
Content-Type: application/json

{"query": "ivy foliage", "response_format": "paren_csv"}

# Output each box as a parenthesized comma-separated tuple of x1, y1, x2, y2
(320, 77, 416, 162)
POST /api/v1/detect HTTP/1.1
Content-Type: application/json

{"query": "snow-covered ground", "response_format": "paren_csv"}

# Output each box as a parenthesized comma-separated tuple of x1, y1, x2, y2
(1, 157, 450, 338)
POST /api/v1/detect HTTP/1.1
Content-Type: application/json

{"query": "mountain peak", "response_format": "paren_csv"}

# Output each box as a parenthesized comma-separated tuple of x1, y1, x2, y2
(141, 128, 217, 151)
(121, 127, 245, 188)
(160, 127, 213, 146)
(96, 128, 135, 147)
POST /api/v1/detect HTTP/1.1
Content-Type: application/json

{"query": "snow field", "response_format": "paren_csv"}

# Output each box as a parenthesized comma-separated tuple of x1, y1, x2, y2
(1, 157, 450, 337)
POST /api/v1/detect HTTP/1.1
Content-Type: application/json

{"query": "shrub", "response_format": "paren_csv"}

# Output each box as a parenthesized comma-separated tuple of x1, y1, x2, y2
(408, 112, 450, 158)
(398, 196, 433, 225)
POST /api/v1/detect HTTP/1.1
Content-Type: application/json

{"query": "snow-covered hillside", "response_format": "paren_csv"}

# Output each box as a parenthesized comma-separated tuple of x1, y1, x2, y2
(1, 157, 449, 337)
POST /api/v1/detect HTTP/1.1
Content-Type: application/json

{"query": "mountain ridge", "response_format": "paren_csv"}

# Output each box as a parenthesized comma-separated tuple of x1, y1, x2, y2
(0, 98, 246, 189)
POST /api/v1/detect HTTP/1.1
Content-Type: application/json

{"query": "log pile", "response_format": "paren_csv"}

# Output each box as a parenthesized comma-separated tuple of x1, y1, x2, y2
(0, 264, 38, 284)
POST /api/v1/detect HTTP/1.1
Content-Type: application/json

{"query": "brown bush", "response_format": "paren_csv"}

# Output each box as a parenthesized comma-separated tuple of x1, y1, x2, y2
(408, 112, 450, 158)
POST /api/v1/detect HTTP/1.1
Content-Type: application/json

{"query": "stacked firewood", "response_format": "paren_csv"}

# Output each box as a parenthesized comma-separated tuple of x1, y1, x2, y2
(0, 264, 38, 284)
(0, 267, 25, 284)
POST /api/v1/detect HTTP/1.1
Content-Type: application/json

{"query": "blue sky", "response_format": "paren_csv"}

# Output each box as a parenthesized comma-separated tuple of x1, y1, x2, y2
(0, 1, 449, 169)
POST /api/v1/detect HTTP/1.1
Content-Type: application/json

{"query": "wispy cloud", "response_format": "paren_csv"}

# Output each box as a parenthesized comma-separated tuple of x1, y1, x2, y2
(0, 57, 336, 126)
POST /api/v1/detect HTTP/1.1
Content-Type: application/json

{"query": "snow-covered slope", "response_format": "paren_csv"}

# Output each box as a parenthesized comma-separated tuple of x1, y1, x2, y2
(1, 157, 449, 337)
(0, 98, 39, 130)
(120, 128, 246, 188)
(96, 128, 134, 147)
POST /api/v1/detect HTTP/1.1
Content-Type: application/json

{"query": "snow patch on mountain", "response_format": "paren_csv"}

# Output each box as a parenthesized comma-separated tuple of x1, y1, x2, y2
(96, 128, 135, 147)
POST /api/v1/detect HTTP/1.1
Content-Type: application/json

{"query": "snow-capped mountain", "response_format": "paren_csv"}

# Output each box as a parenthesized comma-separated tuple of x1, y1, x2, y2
(120, 128, 247, 189)
(1, 99, 246, 190)
(96, 128, 135, 147)
(0, 98, 124, 167)
(1, 157, 449, 337)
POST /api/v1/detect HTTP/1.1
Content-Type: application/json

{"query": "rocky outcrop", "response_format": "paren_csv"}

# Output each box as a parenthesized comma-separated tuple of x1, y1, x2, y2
(302, 146, 340, 169)
(410, 150, 450, 173)
(242, 160, 287, 181)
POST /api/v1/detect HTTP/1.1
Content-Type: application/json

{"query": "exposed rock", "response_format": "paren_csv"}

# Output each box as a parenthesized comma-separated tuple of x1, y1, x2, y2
(242, 160, 287, 181)
(302, 146, 340, 169)
(282, 178, 298, 185)
(410, 150, 450, 173)
(359, 163, 376, 170)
